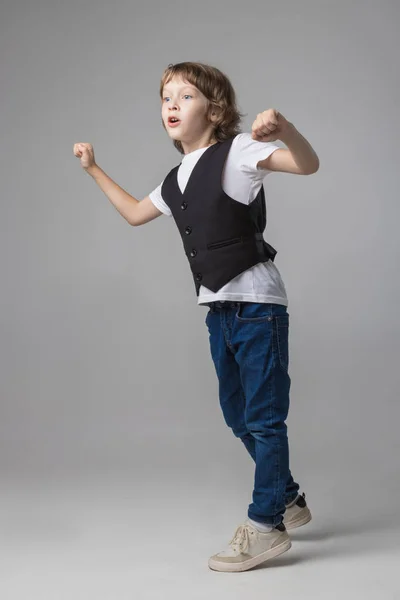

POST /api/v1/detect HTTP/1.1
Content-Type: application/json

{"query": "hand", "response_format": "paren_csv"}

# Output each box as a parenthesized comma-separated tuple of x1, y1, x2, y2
(251, 109, 290, 142)
(73, 142, 96, 170)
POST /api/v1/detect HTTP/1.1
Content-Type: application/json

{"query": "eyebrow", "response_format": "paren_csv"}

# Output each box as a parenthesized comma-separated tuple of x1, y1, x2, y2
(162, 85, 196, 94)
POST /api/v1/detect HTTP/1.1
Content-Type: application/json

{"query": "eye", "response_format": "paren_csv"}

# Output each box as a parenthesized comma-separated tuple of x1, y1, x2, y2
(183, 95, 192, 99)
(163, 97, 170, 102)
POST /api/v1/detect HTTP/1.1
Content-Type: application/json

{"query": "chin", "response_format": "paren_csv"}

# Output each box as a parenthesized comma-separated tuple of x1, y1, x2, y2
(167, 131, 182, 141)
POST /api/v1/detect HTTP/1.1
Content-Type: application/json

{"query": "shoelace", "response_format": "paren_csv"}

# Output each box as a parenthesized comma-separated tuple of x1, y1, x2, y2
(228, 523, 254, 553)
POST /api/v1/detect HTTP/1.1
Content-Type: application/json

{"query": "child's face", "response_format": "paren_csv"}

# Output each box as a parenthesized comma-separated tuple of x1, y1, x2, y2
(161, 75, 214, 148)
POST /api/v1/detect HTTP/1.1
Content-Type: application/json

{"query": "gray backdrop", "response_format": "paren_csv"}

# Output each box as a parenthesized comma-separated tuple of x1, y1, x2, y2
(1, 0, 399, 598)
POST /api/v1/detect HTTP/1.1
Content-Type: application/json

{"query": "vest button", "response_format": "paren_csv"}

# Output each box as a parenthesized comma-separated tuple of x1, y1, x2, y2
(195, 273, 202, 281)
(185, 226, 192, 235)
(181, 201, 188, 210)
(190, 249, 197, 257)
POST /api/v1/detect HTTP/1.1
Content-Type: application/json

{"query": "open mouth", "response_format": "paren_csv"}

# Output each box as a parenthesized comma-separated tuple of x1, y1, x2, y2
(168, 117, 181, 127)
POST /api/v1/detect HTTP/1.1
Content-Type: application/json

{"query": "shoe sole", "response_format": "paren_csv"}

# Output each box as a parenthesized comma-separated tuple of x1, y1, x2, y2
(208, 536, 292, 573)
(284, 507, 312, 531)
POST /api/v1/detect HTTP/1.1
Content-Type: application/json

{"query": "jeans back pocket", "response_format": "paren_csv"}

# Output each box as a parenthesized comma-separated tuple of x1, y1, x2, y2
(276, 314, 289, 371)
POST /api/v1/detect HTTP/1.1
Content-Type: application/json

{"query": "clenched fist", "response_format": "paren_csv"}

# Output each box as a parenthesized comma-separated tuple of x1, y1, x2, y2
(251, 109, 290, 142)
(73, 142, 96, 170)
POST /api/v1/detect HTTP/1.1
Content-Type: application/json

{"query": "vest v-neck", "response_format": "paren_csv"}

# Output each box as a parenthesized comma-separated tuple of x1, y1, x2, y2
(174, 142, 221, 199)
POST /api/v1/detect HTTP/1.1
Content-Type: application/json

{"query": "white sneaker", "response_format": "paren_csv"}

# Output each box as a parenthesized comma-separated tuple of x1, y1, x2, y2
(208, 520, 291, 572)
(283, 492, 312, 530)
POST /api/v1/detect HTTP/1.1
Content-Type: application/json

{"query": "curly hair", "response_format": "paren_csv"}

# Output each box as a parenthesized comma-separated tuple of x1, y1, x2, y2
(160, 62, 245, 154)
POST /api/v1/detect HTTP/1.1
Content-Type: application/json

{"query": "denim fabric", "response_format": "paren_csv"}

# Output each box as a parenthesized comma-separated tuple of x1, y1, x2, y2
(205, 300, 300, 525)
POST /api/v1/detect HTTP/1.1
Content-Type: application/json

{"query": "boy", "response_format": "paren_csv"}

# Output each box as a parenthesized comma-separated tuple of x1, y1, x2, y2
(73, 61, 319, 573)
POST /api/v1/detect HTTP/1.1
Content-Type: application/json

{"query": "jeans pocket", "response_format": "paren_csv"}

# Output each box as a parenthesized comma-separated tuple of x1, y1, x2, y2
(276, 314, 289, 371)
(235, 302, 273, 323)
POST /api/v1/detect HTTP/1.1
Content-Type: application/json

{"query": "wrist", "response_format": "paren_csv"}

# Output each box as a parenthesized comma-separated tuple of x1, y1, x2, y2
(85, 163, 100, 177)
(279, 121, 296, 143)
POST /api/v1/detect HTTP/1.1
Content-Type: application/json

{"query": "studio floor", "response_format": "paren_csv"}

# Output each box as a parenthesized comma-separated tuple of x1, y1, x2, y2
(0, 469, 398, 600)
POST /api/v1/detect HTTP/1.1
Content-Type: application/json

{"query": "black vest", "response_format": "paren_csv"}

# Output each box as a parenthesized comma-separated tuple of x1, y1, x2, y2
(161, 136, 277, 296)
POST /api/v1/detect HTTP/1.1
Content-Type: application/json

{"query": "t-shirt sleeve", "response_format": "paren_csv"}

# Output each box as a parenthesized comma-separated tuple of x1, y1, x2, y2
(148, 182, 172, 217)
(236, 132, 281, 181)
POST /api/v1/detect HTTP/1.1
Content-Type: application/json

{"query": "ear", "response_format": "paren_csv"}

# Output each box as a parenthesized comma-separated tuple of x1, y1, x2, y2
(208, 103, 221, 123)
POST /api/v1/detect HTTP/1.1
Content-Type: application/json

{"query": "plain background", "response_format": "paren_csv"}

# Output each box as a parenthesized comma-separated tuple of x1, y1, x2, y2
(1, 0, 399, 598)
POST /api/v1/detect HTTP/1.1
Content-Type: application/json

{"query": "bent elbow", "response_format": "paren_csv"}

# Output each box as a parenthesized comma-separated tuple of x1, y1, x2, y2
(304, 159, 320, 175)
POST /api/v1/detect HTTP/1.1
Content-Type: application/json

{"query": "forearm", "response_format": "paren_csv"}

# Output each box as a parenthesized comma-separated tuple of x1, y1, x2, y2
(280, 123, 319, 174)
(85, 164, 138, 224)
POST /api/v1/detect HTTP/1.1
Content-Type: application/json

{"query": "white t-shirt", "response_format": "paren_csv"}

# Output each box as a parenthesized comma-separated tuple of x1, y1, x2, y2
(149, 132, 288, 306)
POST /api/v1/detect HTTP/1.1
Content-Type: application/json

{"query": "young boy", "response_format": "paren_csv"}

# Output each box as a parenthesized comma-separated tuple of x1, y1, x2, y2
(73, 61, 319, 573)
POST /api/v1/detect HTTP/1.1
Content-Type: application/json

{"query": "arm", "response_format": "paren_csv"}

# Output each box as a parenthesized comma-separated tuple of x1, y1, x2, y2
(251, 110, 320, 175)
(73, 142, 162, 226)
(86, 164, 162, 226)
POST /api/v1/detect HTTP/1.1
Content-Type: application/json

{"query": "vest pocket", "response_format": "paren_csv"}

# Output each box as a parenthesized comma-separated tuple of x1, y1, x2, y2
(207, 236, 242, 250)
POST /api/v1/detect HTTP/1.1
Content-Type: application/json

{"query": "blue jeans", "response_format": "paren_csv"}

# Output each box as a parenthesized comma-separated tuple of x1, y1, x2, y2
(205, 301, 300, 526)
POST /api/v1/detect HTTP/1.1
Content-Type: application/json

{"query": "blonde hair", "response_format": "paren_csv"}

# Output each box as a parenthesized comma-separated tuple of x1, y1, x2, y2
(160, 62, 245, 154)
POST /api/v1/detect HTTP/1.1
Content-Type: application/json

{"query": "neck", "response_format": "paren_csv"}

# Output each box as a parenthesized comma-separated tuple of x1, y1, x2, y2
(181, 134, 217, 155)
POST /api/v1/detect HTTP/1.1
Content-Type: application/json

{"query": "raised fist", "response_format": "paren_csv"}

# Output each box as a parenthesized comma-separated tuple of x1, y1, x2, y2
(73, 142, 96, 170)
